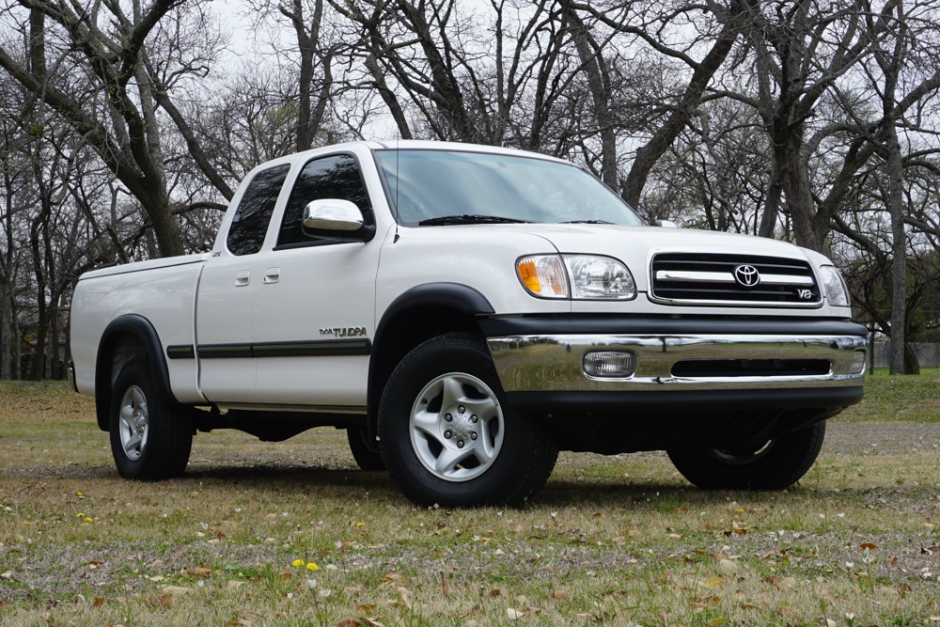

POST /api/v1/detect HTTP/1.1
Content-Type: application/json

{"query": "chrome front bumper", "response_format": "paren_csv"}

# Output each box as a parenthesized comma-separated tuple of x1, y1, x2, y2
(486, 334, 868, 392)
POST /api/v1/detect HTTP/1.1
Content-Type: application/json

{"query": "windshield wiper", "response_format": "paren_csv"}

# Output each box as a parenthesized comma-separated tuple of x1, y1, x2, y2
(418, 214, 531, 226)
(561, 219, 615, 224)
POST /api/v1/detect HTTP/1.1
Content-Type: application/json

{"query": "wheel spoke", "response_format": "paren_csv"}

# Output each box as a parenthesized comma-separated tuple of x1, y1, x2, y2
(131, 387, 146, 409)
(125, 433, 143, 451)
(478, 419, 496, 460)
(120, 406, 135, 421)
(462, 396, 498, 419)
(440, 375, 465, 408)
(411, 409, 439, 434)
(435, 446, 471, 475)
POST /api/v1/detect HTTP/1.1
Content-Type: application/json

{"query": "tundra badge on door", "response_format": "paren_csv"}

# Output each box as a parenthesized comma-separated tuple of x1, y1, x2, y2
(319, 326, 368, 337)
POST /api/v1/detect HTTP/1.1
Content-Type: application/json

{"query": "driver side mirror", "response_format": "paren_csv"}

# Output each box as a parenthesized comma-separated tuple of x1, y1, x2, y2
(303, 199, 364, 231)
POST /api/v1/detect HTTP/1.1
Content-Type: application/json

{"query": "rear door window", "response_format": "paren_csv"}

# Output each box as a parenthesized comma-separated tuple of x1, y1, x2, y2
(226, 164, 291, 256)
(276, 154, 373, 249)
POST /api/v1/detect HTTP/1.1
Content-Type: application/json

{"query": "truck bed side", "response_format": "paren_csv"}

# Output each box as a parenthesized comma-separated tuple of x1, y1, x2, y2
(71, 255, 208, 404)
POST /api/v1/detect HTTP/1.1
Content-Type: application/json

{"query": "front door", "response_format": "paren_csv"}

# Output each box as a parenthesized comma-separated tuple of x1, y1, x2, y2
(251, 153, 380, 409)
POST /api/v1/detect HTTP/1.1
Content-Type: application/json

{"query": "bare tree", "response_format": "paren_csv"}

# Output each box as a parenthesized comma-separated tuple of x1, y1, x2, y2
(0, 0, 232, 258)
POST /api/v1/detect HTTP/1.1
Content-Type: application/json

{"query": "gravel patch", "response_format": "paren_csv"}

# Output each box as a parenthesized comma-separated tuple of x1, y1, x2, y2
(824, 422, 940, 455)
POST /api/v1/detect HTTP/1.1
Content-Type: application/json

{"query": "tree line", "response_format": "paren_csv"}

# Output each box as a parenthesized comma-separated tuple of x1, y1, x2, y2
(1, 0, 938, 379)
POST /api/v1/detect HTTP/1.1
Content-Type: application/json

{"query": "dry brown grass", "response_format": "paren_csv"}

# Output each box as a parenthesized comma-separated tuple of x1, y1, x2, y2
(1, 381, 939, 626)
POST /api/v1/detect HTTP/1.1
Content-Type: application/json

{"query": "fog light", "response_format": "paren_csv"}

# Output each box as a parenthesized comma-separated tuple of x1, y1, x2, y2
(850, 350, 866, 374)
(583, 351, 637, 378)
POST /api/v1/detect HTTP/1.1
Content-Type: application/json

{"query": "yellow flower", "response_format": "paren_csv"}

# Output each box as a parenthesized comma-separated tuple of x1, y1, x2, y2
(356, 522, 364, 527)
(77, 513, 84, 518)
(84, 517, 93, 523)
(292, 559, 304, 567)
(76, 491, 83, 496)
(306, 563, 319, 571)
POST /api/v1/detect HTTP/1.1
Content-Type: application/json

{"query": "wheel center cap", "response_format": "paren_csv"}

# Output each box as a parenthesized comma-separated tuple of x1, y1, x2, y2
(441, 404, 476, 444)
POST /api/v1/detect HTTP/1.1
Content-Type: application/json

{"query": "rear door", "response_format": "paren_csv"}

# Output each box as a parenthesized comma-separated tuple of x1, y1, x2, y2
(250, 152, 380, 409)
(197, 163, 292, 403)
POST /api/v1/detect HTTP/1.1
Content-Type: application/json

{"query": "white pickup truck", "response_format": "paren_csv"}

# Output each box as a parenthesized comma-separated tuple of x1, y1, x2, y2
(69, 141, 867, 507)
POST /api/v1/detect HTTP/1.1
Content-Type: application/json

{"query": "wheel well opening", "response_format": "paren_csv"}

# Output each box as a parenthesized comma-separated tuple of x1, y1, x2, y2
(369, 306, 481, 429)
(96, 330, 149, 431)
(108, 332, 149, 387)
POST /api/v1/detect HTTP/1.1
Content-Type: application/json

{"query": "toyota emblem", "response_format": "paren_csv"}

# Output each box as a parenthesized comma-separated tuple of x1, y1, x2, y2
(733, 264, 760, 287)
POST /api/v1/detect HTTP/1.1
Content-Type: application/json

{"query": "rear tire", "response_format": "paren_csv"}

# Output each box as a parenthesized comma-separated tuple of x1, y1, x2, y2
(378, 333, 557, 507)
(109, 357, 192, 480)
(347, 427, 385, 471)
(667, 421, 826, 490)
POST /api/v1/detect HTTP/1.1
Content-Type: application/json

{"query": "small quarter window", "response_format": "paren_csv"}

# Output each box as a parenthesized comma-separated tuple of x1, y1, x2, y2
(227, 164, 291, 256)
(277, 154, 373, 248)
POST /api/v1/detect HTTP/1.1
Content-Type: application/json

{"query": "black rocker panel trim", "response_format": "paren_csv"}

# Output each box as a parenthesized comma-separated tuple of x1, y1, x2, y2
(166, 344, 195, 359)
(196, 339, 371, 359)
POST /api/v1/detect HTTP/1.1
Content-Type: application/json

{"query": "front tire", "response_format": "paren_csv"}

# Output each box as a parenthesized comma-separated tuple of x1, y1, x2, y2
(667, 421, 826, 490)
(378, 333, 557, 507)
(109, 357, 192, 480)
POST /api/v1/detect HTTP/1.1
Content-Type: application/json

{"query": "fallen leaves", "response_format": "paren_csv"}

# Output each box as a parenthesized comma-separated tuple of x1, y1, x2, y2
(186, 567, 213, 578)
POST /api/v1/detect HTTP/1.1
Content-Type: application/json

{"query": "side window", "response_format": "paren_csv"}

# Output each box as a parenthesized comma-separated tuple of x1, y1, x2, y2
(227, 164, 291, 256)
(276, 154, 373, 248)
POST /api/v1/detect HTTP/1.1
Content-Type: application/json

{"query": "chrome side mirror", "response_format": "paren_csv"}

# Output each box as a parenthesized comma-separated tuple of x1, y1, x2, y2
(303, 199, 364, 232)
(653, 219, 679, 228)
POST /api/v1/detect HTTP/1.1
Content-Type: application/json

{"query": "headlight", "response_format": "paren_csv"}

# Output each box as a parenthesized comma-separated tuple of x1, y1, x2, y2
(819, 265, 850, 307)
(516, 255, 568, 298)
(563, 255, 636, 300)
(516, 254, 636, 300)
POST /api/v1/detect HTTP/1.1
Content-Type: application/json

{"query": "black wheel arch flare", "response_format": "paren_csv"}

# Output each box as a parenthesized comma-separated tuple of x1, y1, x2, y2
(367, 283, 495, 437)
(94, 314, 176, 431)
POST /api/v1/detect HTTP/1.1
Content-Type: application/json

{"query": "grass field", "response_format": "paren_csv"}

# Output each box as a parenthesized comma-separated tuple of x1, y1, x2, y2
(838, 368, 940, 423)
(1, 376, 939, 626)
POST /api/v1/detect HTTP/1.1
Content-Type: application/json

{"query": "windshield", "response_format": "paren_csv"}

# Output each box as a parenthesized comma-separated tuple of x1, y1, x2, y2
(375, 149, 644, 226)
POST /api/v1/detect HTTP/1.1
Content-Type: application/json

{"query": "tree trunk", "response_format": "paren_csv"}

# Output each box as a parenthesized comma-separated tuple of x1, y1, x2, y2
(622, 2, 743, 207)
(0, 279, 11, 380)
(885, 123, 907, 375)
(567, 6, 617, 188)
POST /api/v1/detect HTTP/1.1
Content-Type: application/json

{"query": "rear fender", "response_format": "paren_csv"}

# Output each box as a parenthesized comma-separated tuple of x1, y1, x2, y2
(94, 314, 176, 431)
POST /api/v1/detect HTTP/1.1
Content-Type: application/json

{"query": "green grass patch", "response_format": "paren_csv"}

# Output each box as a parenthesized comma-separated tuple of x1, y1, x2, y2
(837, 368, 940, 423)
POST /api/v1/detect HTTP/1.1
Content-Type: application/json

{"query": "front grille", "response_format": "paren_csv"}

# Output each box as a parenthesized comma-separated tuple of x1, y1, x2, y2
(650, 252, 821, 306)
(671, 359, 831, 378)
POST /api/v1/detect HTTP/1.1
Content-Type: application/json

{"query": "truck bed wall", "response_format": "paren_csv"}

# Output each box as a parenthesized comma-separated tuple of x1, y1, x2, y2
(71, 256, 207, 404)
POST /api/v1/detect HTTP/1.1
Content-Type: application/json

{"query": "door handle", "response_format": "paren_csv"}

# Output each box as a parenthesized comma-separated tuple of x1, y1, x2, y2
(235, 271, 250, 287)
(263, 268, 280, 284)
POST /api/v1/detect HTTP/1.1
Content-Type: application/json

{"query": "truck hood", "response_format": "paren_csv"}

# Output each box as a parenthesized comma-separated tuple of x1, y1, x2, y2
(513, 224, 817, 292)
